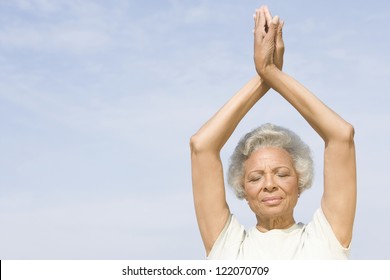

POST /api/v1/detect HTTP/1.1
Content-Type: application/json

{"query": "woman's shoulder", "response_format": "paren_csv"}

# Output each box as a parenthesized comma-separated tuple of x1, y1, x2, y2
(207, 214, 246, 259)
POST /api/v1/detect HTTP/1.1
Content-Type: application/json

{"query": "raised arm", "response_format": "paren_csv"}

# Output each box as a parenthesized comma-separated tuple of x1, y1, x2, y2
(254, 8, 356, 248)
(190, 7, 284, 255)
(190, 76, 267, 255)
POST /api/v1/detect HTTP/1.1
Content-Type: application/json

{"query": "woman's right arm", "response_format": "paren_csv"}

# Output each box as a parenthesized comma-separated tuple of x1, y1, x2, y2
(190, 6, 283, 255)
(190, 75, 269, 255)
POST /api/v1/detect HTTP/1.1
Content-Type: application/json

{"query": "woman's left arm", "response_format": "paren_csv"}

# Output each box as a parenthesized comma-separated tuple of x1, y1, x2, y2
(254, 10, 356, 248)
(263, 68, 356, 248)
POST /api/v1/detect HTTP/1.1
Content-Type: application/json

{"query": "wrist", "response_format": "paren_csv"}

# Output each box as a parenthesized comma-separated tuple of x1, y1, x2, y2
(258, 75, 270, 92)
(260, 64, 279, 82)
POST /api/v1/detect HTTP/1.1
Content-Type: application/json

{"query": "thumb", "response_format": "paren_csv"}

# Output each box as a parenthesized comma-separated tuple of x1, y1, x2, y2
(274, 20, 285, 70)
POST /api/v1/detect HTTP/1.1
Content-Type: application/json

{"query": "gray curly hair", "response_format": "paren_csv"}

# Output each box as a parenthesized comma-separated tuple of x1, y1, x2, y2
(227, 123, 314, 199)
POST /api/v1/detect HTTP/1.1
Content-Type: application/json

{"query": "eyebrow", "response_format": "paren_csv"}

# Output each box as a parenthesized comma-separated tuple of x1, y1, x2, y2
(246, 166, 292, 176)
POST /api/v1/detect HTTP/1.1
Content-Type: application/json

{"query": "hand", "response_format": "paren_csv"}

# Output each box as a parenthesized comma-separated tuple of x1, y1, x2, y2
(253, 6, 284, 75)
(274, 17, 284, 71)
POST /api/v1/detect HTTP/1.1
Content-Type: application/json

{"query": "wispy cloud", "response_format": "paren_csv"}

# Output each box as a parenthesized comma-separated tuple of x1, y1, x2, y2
(1, 0, 390, 260)
(0, 189, 199, 259)
(0, 3, 113, 54)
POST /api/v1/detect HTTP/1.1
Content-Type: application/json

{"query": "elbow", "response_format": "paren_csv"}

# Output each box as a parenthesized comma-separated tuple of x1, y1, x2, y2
(342, 123, 355, 143)
(190, 133, 218, 155)
(325, 122, 355, 146)
(189, 133, 204, 155)
(331, 122, 355, 144)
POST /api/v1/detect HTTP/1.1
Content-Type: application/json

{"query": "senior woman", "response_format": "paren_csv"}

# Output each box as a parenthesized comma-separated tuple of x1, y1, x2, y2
(190, 6, 356, 259)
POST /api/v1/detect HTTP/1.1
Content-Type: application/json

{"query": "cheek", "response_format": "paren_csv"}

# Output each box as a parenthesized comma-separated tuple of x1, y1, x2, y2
(243, 182, 262, 199)
(277, 177, 299, 193)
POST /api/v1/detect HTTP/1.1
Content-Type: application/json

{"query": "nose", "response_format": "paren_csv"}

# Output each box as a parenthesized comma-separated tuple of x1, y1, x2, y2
(263, 174, 278, 192)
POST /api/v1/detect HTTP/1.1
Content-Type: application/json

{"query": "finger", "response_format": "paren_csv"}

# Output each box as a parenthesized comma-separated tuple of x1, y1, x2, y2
(254, 9, 264, 42)
(276, 20, 285, 47)
(253, 10, 261, 34)
(253, 13, 256, 33)
(274, 20, 285, 70)
(263, 6, 273, 32)
(256, 8, 261, 29)
(259, 6, 266, 33)
(266, 16, 280, 40)
(253, 9, 257, 27)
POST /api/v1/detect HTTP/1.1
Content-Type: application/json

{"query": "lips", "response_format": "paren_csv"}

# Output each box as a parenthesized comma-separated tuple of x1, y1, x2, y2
(261, 196, 283, 205)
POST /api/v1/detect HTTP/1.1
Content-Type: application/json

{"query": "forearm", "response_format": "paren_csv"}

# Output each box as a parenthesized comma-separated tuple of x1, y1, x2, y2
(262, 67, 354, 143)
(190, 75, 269, 153)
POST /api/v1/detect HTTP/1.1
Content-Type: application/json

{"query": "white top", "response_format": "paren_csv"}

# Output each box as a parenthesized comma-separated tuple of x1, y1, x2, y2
(208, 208, 350, 259)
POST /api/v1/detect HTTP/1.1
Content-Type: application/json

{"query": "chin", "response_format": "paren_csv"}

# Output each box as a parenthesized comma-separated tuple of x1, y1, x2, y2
(260, 204, 290, 217)
(263, 208, 285, 218)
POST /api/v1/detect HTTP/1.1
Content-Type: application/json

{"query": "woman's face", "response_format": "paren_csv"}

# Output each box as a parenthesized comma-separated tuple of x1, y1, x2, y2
(244, 146, 299, 221)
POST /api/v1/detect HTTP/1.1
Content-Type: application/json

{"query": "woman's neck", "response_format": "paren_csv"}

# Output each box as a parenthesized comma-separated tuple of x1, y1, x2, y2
(256, 215, 296, 232)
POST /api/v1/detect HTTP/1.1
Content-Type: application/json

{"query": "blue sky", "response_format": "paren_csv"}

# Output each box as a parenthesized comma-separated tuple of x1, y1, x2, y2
(0, 0, 389, 259)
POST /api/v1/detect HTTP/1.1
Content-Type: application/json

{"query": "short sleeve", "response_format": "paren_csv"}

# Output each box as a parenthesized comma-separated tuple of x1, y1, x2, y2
(207, 214, 245, 259)
(303, 208, 351, 259)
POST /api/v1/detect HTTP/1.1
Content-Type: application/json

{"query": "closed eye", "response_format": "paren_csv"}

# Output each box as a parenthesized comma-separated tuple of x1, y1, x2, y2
(248, 176, 262, 182)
